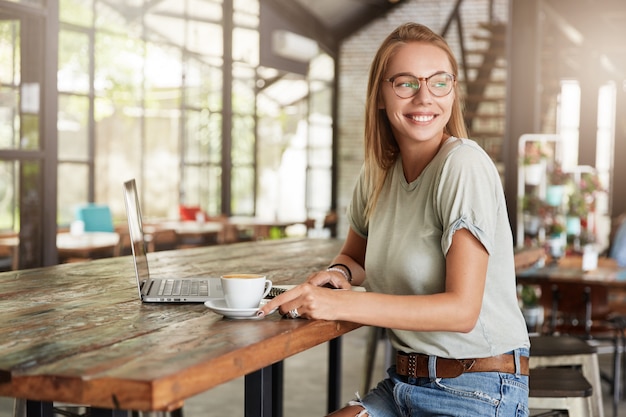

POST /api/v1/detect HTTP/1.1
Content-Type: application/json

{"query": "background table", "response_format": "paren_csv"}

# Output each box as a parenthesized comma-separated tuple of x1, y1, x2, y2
(0, 238, 360, 416)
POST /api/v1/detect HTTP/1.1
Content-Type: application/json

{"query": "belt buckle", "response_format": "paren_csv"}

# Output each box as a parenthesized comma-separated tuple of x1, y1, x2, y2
(460, 359, 476, 372)
(441, 359, 466, 378)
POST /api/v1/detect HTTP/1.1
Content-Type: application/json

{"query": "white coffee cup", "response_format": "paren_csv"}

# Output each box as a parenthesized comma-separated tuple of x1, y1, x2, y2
(220, 274, 272, 309)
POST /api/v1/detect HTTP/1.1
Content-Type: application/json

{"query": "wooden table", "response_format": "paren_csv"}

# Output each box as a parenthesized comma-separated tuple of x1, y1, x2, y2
(227, 217, 303, 240)
(156, 221, 224, 247)
(0, 232, 121, 267)
(0, 238, 360, 417)
(56, 232, 120, 260)
(517, 255, 626, 288)
(517, 255, 626, 333)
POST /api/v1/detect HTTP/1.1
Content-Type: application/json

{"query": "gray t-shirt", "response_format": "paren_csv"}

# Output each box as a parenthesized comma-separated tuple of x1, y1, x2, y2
(348, 136, 530, 358)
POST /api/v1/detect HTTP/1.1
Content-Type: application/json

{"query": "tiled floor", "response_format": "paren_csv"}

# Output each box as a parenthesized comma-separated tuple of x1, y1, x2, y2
(2, 327, 625, 416)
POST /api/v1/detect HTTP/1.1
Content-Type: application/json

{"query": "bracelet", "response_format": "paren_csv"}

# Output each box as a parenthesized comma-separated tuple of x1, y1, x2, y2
(327, 263, 352, 283)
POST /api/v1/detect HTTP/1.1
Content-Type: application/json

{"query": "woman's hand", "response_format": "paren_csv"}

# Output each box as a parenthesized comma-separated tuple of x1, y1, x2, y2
(256, 281, 348, 320)
(306, 268, 353, 290)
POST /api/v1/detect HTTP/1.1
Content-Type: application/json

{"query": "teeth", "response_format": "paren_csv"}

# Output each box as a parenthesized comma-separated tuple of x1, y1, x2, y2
(409, 114, 434, 122)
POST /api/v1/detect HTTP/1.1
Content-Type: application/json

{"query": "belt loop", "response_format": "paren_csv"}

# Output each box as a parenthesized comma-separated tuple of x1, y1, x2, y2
(513, 349, 521, 377)
(428, 355, 437, 379)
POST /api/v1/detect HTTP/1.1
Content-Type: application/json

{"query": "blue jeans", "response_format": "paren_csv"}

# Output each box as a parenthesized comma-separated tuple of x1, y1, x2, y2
(354, 349, 529, 417)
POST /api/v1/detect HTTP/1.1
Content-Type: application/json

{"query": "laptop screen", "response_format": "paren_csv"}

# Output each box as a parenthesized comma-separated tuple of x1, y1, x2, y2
(123, 179, 151, 297)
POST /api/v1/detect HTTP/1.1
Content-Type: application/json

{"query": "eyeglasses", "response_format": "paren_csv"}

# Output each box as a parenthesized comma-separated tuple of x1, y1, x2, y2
(384, 72, 456, 98)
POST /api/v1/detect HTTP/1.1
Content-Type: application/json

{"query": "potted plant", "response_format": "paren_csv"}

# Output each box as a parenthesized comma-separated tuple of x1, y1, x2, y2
(566, 189, 586, 236)
(545, 164, 570, 207)
(547, 220, 567, 263)
(522, 142, 549, 186)
(522, 194, 544, 235)
(519, 284, 544, 332)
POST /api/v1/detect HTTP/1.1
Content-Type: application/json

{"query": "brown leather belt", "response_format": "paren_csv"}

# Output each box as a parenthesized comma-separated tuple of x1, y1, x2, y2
(396, 352, 529, 378)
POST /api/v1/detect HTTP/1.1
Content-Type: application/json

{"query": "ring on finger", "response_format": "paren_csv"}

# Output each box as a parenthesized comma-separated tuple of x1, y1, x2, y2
(289, 308, 300, 319)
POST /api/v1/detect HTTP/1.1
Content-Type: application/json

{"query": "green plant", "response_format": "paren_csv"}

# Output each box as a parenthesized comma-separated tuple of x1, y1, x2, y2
(579, 172, 604, 195)
(548, 221, 565, 236)
(548, 164, 570, 186)
(520, 285, 541, 307)
(567, 189, 588, 218)
(522, 142, 549, 165)
(522, 194, 545, 216)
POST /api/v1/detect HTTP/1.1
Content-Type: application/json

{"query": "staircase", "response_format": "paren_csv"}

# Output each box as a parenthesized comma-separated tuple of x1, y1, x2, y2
(461, 22, 507, 163)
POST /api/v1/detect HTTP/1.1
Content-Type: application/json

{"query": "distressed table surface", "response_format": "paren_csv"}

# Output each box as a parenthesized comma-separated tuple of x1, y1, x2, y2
(0, 238, 360, 412)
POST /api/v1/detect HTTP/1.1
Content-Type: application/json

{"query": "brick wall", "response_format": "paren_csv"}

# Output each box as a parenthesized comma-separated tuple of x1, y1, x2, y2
(335, 0, 508, 236)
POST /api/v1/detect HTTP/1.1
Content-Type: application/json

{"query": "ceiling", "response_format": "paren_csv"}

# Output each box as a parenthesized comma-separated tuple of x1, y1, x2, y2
(262, 0, 406, 55)
(266, 0, 626, 79)
(292, 0, 405, 41)
(542, 0, 626, 79)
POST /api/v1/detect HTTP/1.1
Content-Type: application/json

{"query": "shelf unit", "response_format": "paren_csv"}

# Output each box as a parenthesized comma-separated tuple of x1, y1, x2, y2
(516, 134, 564, 248)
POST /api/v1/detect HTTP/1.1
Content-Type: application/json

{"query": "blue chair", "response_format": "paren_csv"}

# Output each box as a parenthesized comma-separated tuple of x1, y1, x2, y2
(74, 204, 114, 232)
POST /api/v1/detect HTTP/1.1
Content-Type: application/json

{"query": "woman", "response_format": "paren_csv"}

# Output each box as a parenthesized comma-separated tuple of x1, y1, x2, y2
(258, 22, 530, 417)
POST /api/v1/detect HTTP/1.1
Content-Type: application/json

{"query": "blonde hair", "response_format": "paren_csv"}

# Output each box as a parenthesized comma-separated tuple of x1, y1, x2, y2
(363, 23, 468, 221)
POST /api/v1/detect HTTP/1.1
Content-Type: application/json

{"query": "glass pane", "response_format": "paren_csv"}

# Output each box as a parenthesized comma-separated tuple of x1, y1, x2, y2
(0, 161, 17, 231)
(58, 163, 88, 225)
(208, 112, 222, 163)
(58, 30, 90, 93)
(232, 76, 255, 114)
(187, 21, 222, 58)
(60, 0, 93, 27)
(0, 86, 20, 149)
(144, 14, 185, 47)
(95, 0, 142, 35)
(182, 164, 222, 217)
(185, 109, 212, 163)
(144, 39, 181, 220)
(233, 10, 259, 28)
(231, 166, 254, 215)
(94, 97, 142, 208)
(309, 53, 334, 82)
(309, 82, 332, 118)
(0, 19, 20, 86)
(307, 168, 331, 213)
(234, 0, 258, 15)
(188, 0, 223, 21)
(185, 59, 222, 111)
(21, 113, 39, 150)
(95, 32, 144, 104)
(232, 115, 254, 164)
(233, 27, 258, 66)
(203, 165, 222, 216)
(58, 94, 89, 160)
(145, 43, 182, 97)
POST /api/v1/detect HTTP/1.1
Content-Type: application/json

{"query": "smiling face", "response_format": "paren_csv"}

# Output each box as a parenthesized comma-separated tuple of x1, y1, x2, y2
(380, 41, 455, 149)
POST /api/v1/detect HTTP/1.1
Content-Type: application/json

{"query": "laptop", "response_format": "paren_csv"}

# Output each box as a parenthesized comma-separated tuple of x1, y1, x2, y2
(122, 178, 223, 302)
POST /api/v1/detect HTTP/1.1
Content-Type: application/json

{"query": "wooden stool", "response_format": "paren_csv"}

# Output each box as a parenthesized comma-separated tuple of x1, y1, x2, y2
(529, 367, 593, 417)
(530, 335, 604, 417)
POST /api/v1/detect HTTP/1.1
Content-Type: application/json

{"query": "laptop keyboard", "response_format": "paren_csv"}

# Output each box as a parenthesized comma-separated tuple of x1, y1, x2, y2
(158, 279, 209, 297)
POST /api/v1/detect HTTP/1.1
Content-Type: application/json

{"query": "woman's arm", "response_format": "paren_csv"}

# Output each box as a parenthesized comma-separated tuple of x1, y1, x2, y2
(306, 228, 367, 288)
(258, 228, 488, 333)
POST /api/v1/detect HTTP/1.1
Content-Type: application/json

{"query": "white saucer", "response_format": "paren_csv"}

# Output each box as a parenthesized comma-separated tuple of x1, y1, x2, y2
(204, 299, 274, 320)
